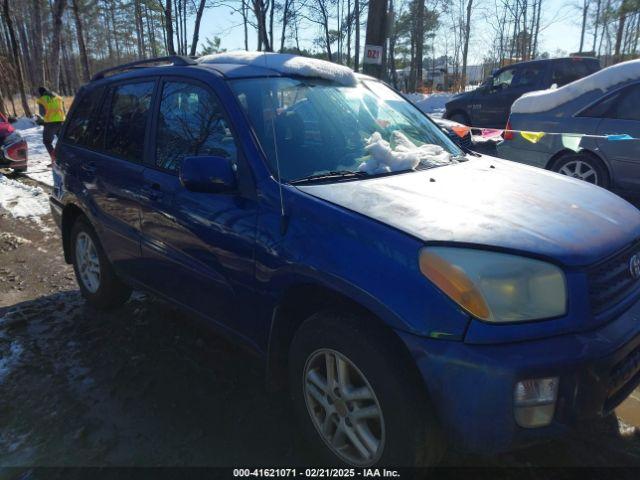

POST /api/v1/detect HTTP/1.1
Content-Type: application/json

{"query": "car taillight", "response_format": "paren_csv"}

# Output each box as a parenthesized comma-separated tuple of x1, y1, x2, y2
(4, 140, 28, 161)
(503, 120, 514, 140)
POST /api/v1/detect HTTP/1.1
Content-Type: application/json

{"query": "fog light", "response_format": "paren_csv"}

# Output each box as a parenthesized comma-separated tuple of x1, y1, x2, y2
(514, 377, 558, 428)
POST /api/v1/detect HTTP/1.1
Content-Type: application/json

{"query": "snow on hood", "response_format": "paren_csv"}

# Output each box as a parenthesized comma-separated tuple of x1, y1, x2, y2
(512, 59, 640, 114)
(199, 51, 357, 86)
(358, 131, 452, 174)
(296, 156, 640, 267)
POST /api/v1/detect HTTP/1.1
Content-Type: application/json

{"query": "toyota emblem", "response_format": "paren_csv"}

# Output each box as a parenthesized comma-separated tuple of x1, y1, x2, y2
(630, 253, 640, 279)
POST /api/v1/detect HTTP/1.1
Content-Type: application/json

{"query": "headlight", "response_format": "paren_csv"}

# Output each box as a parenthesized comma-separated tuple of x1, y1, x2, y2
(419, 247, 566, 323)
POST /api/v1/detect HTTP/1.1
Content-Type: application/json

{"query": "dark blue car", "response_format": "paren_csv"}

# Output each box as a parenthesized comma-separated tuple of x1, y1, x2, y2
(50, 53, 640, 467)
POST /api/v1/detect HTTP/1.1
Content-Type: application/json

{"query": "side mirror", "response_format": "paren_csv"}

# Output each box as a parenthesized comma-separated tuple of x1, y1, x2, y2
(179, 155, 237, 194)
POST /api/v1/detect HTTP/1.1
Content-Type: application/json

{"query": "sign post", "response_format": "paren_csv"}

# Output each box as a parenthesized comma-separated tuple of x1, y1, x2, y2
(363, 0, 388, 79)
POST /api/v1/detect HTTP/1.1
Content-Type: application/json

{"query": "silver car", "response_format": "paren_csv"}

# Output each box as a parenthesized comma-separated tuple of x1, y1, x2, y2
(497, 74, 640, 192)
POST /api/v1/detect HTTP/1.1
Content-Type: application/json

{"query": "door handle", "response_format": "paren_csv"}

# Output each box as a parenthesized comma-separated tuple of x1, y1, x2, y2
(142, 183, 163, 201)
(81, 162, 96, 174)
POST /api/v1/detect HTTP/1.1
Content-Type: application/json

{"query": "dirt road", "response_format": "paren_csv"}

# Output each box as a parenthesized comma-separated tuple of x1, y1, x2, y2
(1, 174, 640, 471)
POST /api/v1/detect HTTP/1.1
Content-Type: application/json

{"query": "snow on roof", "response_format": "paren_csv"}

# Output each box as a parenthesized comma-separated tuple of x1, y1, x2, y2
(512, 59, 640, 114)
(198, 51, 357, 86)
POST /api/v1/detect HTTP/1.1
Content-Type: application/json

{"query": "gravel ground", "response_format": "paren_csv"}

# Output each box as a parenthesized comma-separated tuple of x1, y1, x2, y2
(1, 173, 640, 475)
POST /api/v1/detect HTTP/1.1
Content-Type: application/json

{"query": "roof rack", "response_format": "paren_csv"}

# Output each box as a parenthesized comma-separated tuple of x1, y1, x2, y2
(91, 56, 198, 81)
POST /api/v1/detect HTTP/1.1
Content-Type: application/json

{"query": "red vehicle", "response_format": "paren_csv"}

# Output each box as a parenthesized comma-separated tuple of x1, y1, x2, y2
(0, 113, 28, 172)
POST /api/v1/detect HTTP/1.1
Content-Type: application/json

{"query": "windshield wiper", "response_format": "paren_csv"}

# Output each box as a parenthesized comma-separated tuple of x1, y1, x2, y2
(289, 170, 369, 185)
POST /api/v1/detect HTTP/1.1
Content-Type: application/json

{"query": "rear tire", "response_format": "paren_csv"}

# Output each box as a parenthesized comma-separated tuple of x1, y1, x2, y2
(289, 311, 445, 467)
(551, 152, 610, 189)
(71, 216, 131, 309)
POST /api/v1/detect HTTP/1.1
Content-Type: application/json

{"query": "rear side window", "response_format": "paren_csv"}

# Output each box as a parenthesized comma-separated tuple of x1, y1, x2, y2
(104, 82, 154, 162)
(63, 87, 104, 146)
(552, 60, 598, 86)
(155, 81, 237, 172)
(580, 84, 640, 120)
(609, 84, 640, 121)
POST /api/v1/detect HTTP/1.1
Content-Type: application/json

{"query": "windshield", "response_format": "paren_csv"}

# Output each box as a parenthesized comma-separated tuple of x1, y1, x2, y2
(230, 77, 463, 182)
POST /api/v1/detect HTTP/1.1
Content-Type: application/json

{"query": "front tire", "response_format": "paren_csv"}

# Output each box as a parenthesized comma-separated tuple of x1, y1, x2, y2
(289, 312, 445, 467)
(71, 216, 131, 309)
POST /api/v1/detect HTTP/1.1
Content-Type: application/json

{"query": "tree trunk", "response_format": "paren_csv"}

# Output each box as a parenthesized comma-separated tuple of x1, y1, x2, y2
(49, 0, 66, 91)
(72, 0, 91, 82)
(31, 0, 45, 86)
(614, 1, 628, 61)
(190, 0, 206, 56)
(164, 0, 176, 55)
(414, 0, 425, 88)
(461, 0, 473, 90)
(354, 0, 360, 71)
(242, 0, 248, 50)
(1, 0, 31, 116)
(579, 0, 588, 52)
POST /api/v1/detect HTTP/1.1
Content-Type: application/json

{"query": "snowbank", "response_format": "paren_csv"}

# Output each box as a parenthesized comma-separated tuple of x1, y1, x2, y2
(512, 59, 640, 114)
(199, 51, 357, 86)
(404, 92, 453, 118)
(358, 131, 452, 174)
(0, 174, 50, 223)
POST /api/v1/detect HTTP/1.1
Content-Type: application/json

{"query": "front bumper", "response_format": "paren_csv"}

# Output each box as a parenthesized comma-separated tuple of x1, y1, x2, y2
(398, 295, 640, 454)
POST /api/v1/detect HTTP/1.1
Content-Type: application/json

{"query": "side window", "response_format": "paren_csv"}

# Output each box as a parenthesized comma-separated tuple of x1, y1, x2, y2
(155, 81, 237, 172)
(104, 82, 154, 162)
(609, 85, 640, 121)
(579, 85, 640, 120)
(493, 68, 516, 90)
(552, 61, 593, 87)
(63, 87, 104, 146)
(511, 66, 543, 88)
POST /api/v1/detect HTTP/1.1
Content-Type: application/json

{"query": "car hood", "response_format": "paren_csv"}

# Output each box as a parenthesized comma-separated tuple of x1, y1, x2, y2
(295, 157, 640, 267)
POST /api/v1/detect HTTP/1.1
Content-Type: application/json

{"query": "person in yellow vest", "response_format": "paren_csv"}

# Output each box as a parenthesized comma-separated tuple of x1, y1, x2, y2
(36, 87, 66, 165)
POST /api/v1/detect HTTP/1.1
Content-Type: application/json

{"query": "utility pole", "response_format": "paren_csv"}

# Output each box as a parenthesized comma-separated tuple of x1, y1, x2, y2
(363, 0, 389, 78)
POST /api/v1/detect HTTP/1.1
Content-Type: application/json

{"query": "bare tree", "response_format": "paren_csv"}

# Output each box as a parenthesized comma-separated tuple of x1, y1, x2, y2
(72, 0, 91, 82)
(1, 0, 31, 116)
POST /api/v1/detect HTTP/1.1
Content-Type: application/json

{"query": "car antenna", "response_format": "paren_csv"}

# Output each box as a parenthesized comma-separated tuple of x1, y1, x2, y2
(264, 52, 289, 235)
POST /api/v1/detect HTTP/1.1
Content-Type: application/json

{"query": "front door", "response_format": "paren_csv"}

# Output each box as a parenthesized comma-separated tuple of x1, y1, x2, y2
(138, 78, 259, 339)
(474, 65, 544, 128)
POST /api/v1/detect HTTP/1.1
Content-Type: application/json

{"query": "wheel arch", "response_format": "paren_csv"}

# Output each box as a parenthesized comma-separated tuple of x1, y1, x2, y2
(445, 109, 471, 124)
(61, 203, 87, 264)
(545, 148, 612, 181)
(265, 282, 425, 395)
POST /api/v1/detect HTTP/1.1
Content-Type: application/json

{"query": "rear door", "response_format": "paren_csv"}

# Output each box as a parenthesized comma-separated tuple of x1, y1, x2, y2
(550, 58, 600, 87)
(594, 83, 640, 190)
(138, 77, 259, 338)
(87, 80, 156, 275)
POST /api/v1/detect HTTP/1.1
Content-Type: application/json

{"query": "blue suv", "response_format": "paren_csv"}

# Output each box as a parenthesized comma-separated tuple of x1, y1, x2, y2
(51, 54, 640, 467)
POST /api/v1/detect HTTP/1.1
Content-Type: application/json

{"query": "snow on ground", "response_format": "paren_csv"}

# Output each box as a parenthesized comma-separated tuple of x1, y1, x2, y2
(512, 58, 640, 114)
(0, 175, 50, 227)
(14, 119, 53, 187)
(200, 51, 357, 86)
(403, 92, 454, 118)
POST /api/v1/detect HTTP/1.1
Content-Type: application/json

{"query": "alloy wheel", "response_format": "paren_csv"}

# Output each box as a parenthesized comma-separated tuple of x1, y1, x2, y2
(558, 160, 599, 184)
(303, 349, 385, 466)
(75, 232, 101, 294)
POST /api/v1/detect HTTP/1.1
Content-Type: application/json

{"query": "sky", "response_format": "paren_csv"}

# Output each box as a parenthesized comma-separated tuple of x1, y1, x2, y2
(196, 0, 585, 66)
